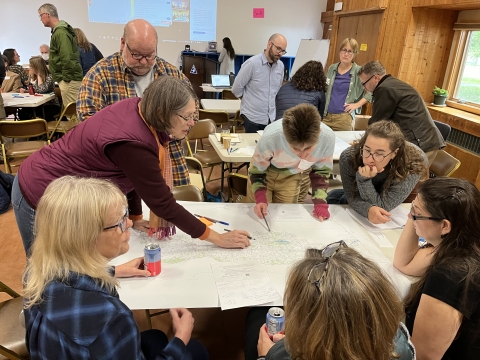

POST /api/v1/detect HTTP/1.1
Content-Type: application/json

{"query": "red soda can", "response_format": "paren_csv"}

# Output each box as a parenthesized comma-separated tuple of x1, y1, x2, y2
(28, 85, 35, 95)
(144, 243, 161, 276)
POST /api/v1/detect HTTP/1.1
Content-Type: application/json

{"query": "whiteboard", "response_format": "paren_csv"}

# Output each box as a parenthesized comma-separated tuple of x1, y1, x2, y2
(290, 39, 330, 78)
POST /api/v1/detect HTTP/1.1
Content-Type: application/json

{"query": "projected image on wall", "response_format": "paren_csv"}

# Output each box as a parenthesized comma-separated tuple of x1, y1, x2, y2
(87, 0, 216, 43)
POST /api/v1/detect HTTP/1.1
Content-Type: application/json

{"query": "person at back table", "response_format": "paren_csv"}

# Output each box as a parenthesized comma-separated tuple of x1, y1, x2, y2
(39, 44, 50, 65)
(1, 55, 22, 93)
(394, 177, 480, 359)
(18, 56, 60, 121)
(2, 48, 29, 88)
(327, 120, 427, 224)
(232, 33, 287, 133)
(245, 244, 415, 360)
(218, 37, 235, 75)
(74, 27, 104, 76)
(77, 18, 194, 188)
(358, 60, 445, 165)
(275, 60, 327, 120)
(323, 38, 372, 131)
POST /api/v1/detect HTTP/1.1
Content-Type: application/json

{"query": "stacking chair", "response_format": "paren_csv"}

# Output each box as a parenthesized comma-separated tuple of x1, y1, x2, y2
(0, 119, 50, 174)
(0, 281, 28, 360)
(222, 89, 237, 100)
(172, 184, 204, 202)
(185, 119, 223, 182)
(53, 85, 63, 109)
(228, 173, 248, 202)
(433, 120, 451, 141)
(186, 157, 207, 200)
(47, 102, 78, 140)
(353, 115, 370, 131)
(430, 150, 461, 178)
(199, 109, 232, 132)
(231, 109, 243, 133)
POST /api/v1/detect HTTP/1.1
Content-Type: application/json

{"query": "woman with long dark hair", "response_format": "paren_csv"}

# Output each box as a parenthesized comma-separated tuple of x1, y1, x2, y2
(218, 37, 235, 75)
(394, 177, 480, 359)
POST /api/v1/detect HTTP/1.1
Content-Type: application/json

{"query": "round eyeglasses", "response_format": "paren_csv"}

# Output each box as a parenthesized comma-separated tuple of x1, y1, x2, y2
(361, 148, 395, 162)
(307, 241, 347, 292)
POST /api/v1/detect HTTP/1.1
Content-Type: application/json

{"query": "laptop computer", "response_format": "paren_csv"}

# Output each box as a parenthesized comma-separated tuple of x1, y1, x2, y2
(211, 74, 231, 89)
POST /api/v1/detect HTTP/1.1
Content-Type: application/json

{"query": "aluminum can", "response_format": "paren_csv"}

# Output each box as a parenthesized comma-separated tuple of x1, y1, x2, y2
(144, 243, 161, 276)
(266, 307, 285, 337)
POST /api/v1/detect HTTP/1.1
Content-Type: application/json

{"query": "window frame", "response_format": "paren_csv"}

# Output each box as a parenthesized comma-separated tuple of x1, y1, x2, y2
(444, 30, 480, 116)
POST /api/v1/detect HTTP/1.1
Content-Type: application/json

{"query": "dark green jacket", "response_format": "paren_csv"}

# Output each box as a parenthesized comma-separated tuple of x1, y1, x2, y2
(49, 20, 83, 82)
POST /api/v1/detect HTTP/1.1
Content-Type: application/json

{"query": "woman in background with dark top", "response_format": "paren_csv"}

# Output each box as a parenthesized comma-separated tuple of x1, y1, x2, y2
(3, 48, 29, 88)
(218, 37, 235, 75)
(323, 38, 371, 130)
(394, 177, 480, 359)
(19, 56, 60, 121)
(74, 28, 104, 76)
(275, 60, 327, 120)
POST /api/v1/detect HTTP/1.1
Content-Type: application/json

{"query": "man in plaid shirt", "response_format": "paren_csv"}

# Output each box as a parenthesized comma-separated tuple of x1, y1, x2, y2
(77, 19, 193, 189)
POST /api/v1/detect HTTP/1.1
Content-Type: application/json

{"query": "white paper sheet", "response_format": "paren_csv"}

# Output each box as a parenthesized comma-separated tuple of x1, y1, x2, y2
(333, 136, 350, 159)
(211, 261, 280, 310)
(346, 205, 409, 232)
(234, 146, 256, 155)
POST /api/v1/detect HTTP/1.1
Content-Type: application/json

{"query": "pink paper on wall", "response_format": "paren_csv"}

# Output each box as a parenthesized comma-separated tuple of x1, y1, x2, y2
(253, 8, 264, 18)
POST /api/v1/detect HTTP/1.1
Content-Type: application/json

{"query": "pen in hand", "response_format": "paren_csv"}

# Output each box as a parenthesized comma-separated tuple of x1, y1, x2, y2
(224, 229, 255, 240)
(262, 211, 271, 232)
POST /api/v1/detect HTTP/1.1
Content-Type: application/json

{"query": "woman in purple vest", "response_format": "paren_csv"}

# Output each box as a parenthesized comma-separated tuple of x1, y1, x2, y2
(12, 76, 251, 255)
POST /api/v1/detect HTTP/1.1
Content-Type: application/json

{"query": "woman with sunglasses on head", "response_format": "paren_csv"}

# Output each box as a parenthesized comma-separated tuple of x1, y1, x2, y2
(394, 177, 480, 360)
(12, 76, 251, 256)
(327, 120, 427, 224)
(24, 176, 210, 360)
(245, 242, 415, 360)
(322, 38, 371, 131)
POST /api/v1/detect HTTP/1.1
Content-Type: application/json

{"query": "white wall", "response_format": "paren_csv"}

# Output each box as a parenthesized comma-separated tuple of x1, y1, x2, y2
(0, 0, 326, 67)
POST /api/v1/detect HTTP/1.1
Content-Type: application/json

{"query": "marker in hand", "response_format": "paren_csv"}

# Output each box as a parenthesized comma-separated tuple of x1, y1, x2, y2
(224, 229, 255, 240)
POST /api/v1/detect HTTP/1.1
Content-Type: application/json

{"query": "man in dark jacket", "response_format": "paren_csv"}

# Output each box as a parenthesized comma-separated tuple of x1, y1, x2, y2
(38, 3, 83, 107)
(358, 60, 445, 165)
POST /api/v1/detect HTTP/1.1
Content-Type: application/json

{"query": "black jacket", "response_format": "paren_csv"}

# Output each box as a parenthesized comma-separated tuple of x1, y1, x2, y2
(275, 81, 325, 120)
(369, 75, 445, 153)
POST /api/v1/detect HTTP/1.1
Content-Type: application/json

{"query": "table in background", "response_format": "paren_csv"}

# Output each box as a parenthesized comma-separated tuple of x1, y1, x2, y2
(111, 202, 410, 310)
(2, 93, 56, 119)
(201, 99, 240, 116)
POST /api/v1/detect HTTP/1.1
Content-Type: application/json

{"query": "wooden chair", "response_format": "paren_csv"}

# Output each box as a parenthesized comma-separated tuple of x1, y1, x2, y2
(172, 184, 204, 202)
(228, 173, 248, 202)
(430, 150, 461, 177)
(199, 109, 232, 132)
(0, 119, 50, 174)
(185, 119, 223, 182)
(222, 89, 237, 100)
(186, 157, 207, 201)
(0, 281, 28, 360)
(47, 102, 78, 140)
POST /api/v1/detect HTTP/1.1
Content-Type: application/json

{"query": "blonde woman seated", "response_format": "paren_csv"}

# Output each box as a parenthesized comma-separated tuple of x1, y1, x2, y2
(245, 243, 415, 360)
(394, 177, 480, 359)
(23, 176, 209, 360)
(327, 120, 427, 224)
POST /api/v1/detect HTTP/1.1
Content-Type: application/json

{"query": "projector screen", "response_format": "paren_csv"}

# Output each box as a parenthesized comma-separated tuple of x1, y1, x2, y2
(87, 0, 217, 43)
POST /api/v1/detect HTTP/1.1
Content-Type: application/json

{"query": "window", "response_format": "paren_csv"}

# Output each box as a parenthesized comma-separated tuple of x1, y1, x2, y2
(454, 31, 480, 105)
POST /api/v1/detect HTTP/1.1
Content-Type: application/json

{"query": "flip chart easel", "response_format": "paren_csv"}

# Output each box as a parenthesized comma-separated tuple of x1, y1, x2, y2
(290, 39, 330, 78)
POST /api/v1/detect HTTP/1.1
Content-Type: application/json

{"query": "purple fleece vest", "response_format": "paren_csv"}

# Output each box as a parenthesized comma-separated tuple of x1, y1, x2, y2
(18, 98, 159, 208)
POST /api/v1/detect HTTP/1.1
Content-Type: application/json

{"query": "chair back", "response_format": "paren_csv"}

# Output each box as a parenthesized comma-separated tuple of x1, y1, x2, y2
(430, 150, 461, 177)
(59, 102, 77, 121)
(0, 118, 48, 139)
(228, 173, 248, 202)
(186, 156, 207, 199)
(433, 120, 451, 141)
(222, 89, 237, 100)
(199, 109, 230, 128)
(172, 185, 204, 202)
(353, 115, 370, 131)
(186, 119, 217, 141)
(54, 85, 63, 108)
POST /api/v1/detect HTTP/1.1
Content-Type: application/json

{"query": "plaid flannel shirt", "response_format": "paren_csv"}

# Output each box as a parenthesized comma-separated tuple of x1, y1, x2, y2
(25, 272, 186, 359)
(77, 52, 194, 186)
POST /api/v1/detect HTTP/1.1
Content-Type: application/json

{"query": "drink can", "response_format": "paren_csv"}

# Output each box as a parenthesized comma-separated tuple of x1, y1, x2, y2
(266, 307, 285, 337)
(144, 243, 161, 276)
(28, 85, 35, 95)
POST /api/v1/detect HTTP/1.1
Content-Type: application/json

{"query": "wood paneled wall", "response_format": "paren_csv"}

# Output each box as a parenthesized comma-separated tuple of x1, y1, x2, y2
(339, 0, 389, 12)
(413, 0, 480, 10)
(398, 8, 457, 101)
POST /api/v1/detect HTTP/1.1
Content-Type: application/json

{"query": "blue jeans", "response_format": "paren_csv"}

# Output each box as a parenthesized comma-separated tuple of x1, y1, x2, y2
(140, 330, 209, 360)
(11, 176, 36, 256)
(326, 189, 349, 205)
(242, 114, 268, 133)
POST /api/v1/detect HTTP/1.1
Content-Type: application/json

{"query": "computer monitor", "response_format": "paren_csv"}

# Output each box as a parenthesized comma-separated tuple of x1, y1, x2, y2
(211, 75, 231, 88)
(208, 41, 217, 52)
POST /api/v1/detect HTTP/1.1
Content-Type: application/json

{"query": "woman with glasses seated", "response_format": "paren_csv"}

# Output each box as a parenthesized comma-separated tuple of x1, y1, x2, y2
(12, 76, 251, 256)
(24, 176, 210, 360)
(322, 38, 372, 131)
(394, 177, 480, 360)
(245, 242, 415, 360)
(327, 120, 427, 224)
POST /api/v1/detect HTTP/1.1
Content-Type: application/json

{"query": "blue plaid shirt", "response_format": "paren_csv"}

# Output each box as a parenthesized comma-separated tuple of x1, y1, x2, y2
(25, 272, 186, 359)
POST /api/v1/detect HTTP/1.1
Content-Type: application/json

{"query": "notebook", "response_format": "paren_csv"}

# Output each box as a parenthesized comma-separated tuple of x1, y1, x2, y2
(211, 75, 231, 89)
